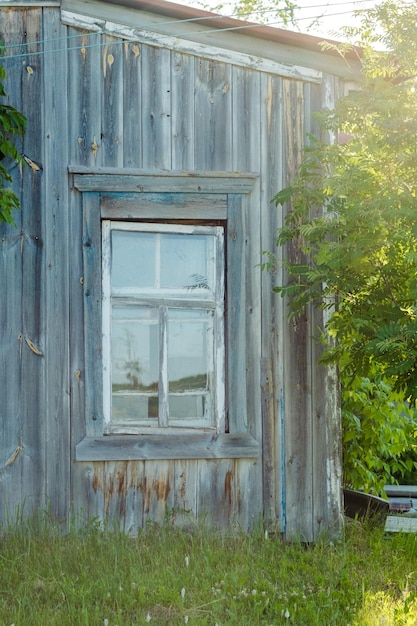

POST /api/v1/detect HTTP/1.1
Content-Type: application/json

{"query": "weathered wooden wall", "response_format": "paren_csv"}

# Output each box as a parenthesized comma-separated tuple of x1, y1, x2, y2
(0, 3, 343, 540)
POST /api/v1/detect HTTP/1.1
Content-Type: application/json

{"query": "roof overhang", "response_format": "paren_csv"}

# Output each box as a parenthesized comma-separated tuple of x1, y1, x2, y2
(61, 0, 362, 81)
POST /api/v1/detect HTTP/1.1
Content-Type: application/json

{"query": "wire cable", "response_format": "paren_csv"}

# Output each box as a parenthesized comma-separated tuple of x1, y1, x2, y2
(0, 0, 380, 53)
(0, 0, 402, 61)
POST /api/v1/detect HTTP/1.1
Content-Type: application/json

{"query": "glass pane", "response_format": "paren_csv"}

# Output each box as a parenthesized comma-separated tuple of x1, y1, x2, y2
(169, 395, 206, 419)
(161, 234, 215, 292)
(111, 231, 155, 290)
(111, 306, 159, 422)
(112, 396, 157, 424)
(168, 309, 212, 420)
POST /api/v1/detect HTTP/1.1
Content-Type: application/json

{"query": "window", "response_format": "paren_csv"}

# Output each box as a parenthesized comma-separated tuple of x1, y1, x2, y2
(73, 171, 260, 462)
(102, 222, 225, 434)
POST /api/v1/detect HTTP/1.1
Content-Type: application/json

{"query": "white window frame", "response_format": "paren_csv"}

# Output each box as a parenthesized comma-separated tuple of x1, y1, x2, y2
(102, 221, 225, 434)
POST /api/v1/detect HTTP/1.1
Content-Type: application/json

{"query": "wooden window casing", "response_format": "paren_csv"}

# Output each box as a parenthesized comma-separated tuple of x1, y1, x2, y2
(72, 169, 260, 461)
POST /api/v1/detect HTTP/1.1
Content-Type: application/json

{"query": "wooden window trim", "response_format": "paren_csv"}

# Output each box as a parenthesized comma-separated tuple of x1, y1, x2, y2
(72, 169, 260, 461)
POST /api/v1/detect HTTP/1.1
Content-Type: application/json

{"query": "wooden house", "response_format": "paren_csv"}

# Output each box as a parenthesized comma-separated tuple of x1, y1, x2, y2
(0, 0, 359, 541)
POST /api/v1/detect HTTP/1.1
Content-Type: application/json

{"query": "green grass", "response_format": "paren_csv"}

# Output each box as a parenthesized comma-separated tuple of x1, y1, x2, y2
(1, 515, 417, 625)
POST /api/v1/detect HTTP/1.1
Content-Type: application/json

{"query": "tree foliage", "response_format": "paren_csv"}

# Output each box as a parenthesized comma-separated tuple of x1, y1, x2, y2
(0, 44, 27, 225)
(199, 0, 297, 27)
(270, 1, 417, 492)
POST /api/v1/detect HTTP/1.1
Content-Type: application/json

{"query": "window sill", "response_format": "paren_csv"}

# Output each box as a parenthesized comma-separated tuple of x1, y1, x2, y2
(75, 433, 260, 461)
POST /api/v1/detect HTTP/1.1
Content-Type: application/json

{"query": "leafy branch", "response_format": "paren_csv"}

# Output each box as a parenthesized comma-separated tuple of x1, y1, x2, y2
(0, 43, 27, 225)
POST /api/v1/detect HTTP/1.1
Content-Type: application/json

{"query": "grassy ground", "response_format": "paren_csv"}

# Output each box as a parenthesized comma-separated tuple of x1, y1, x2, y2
(1, 514, 417, 625)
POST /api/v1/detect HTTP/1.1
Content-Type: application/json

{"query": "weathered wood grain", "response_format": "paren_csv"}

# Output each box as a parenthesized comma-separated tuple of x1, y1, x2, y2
(281, 79, 315, 541)
(141, 460, 175, 526)
(72, 169, 258, 194)
(61, 6, 340, 81)
(76, 433, 260, 461)
(309, 76, 343, 537)
(197, 459, 236, 528)
(0, 9, 33, 521)
(261, 358, 276, 525)
(102, 34, 124, 167)
(123, 41, 142, 168)
(68, 28, 103, 166)
(100, 192, 227, 220)
(171, 52, 195, 170)
(259, 73, 285, 531)
(385, 516, 417, 533)
(42, 8, 72, 519)
(19, 7, 45, 520)
(141, 45, 171, 170)
(226, 194, 248, 434)
(82, 192, 104, 437)
(1, 3, 346, 537)
(172, 460, 198, 522)
(195, 59, 232, 171)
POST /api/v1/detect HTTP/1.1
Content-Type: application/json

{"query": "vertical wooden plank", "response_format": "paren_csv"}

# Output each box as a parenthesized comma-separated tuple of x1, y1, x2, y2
(141, 45, 171, 170)
(230, 66, 264, 527)
(68, 28, 103, 167)
(102, 35, 124, 167)
(309, 76, 343, 538)
(281, 79, 314, 541)
(67, 28, 103, 514)
(235, 459, 260, 530)
(68, 193, 87, 508)
(72, 462, 105, 528)
(227, 194, 247, 433)
(197, 459, 236, 528)
(19, 7, 45, 519)
(42, 7, 71, 519)
(260, 74, 285, 531)
(0, 9, 26, 522)
(172, 460, 198, 527)
(83, 193, 103, 437)
(125, 461, 145, 534)
(123, 41, 142, 168)
(232, 66, 261, 173)
(261, 358, 276, 525)
(171, 52, 195, 170)
(104, 461, 128, 530)
(195, 59, 232, 171)
(0, 8, 46, 522)
(142, 460, 174, 527)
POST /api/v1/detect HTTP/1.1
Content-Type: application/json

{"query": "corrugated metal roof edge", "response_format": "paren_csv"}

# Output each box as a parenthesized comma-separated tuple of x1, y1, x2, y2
(100, 0, 362, 60)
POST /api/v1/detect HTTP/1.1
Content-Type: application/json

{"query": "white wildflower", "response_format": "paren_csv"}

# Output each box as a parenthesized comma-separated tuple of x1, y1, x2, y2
(181, 587, 186, 599)
(284, 609, 290, 619)
(185, 556, 189, 568)
(145, 614, 151, 623)
(184, 616, 189, 624)
(104, 620, 109, 626)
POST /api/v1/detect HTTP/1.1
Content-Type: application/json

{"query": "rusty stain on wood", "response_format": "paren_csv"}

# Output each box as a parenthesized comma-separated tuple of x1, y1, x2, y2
(224, 466, 234, 506)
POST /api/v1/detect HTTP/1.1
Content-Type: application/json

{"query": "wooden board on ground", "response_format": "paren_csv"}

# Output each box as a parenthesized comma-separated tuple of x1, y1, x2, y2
(385, 515, 417, 533)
